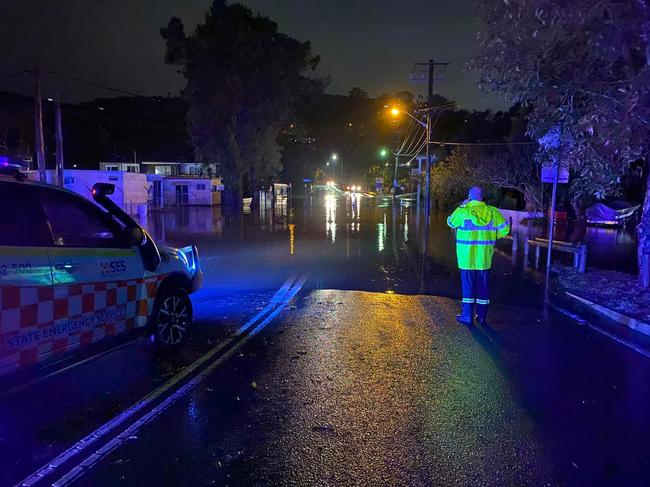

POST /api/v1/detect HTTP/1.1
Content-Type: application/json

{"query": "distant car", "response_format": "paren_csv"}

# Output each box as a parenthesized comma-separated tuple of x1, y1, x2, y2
(0, 173, 202, 376)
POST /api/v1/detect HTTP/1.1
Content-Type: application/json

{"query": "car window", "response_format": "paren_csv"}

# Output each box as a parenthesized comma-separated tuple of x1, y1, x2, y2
(0, 182, 52, 247)
(38, 187, 128, 248)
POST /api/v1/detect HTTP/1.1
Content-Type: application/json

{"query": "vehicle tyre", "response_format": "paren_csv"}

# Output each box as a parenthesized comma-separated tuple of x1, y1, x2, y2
(150, 287, 193, 350)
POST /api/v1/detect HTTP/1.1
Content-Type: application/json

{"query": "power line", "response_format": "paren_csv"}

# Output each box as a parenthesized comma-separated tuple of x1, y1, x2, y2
(0, 70, 28, 83)
(430, 140, 536, 147)
(44, 70, 147, 98)
(400, 140, 427, 166)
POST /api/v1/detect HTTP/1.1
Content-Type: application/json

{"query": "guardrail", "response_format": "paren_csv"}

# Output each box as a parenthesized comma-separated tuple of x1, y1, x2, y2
(502, 234, 587, 272)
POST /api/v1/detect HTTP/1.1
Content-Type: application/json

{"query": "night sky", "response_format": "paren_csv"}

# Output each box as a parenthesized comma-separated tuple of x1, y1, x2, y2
(0, 0, 508, 110)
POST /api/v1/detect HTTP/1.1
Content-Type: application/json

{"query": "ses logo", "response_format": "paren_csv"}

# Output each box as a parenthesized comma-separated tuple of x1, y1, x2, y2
(100, 260, 127, 275)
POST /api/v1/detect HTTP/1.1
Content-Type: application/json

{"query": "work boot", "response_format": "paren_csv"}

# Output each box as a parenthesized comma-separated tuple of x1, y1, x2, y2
(456, 302, 473, 326)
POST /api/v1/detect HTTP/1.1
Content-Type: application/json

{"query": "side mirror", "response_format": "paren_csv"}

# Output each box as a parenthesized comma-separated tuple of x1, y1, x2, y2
(127, 227, 146, 246)
(92, 183, 115, 199)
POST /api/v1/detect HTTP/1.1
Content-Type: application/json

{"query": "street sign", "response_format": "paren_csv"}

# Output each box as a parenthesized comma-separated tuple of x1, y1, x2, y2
(541, 165, 569, 184)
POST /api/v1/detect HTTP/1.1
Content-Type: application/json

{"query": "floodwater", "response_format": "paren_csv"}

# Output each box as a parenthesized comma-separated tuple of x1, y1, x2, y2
(142, 192, 637, 309)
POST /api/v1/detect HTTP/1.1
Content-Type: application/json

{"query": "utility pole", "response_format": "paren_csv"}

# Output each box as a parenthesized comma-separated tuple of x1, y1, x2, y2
(410, 59, 449, 211)
(393, 153, 399, 189)
(54, 94, 64, 187)
(33, 65, 46, 182)
(411, 59, 450, 105)
(424, 112, 432, 215)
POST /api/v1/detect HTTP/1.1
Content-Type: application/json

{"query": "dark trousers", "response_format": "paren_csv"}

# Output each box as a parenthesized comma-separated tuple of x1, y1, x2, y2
(460, 269, 490, 320)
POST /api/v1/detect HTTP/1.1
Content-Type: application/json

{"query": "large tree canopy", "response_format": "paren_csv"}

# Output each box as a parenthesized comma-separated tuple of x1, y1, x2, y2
(161, 0, 323, 205)
(473, 0, 650, 284)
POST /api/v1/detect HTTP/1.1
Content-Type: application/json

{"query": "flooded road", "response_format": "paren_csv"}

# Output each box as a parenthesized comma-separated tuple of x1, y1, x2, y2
(146, 193, 546, 304)
(3, 192, 650, 486)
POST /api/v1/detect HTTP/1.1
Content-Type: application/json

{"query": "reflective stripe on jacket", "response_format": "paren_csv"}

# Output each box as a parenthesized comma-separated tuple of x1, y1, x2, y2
(447, 201, 510, 270)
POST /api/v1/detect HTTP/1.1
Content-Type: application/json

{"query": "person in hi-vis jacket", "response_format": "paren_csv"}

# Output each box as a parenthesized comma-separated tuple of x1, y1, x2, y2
(447, 186, 510, 326)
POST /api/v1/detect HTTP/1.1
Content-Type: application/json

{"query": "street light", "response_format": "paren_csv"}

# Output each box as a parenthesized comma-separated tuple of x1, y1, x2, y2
(387, 104, 431, 209)
(330, 153, 340, 180)
(388, 106, 426, 129)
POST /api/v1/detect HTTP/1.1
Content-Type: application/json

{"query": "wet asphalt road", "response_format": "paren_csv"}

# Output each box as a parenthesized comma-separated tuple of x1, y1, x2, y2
(2, 192, 650, 486)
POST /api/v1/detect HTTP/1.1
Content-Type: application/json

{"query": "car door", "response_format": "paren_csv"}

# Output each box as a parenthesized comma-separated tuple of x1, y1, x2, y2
(37, 186, 147, 352)
(0, 182, 55, 374)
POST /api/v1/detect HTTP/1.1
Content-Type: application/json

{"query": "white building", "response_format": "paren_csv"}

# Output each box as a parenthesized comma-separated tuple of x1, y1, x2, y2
(149, 175, 223, 207)
(99, 161, 140, 173)
(97, 161, 223, 207)
(27, 170, 149, 215)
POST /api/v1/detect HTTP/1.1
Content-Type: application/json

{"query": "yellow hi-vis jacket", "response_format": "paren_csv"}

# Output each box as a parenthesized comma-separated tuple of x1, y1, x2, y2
(447, 201, 510, 270)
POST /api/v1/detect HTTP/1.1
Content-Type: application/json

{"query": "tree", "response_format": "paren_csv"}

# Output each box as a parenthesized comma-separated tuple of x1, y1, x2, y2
(162, 1, 323, 206)
(431, 146, 544, 211)
(348, 87, 369, 99)
(474, 0, 650, 285)
(280, 91, 398, 184)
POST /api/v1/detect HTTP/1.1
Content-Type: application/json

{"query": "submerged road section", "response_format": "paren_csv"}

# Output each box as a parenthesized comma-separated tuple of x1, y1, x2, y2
(3, 194, 650, 486)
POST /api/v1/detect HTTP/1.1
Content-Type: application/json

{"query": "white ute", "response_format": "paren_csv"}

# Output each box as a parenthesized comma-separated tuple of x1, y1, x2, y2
(0, 171, 203, 376)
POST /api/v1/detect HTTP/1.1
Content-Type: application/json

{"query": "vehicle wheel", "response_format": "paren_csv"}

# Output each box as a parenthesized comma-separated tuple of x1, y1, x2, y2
(152, 288, 192, 349)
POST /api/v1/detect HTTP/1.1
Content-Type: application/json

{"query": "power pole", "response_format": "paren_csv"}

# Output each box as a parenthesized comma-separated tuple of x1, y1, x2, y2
(424, 112, 432, 215)
(393, 153, 399, 189)
(33, 65, 46, 182)
(54, 94, 64, 187)
(410, 59, 450, 211)
(411, 59, 450, 105)
(428, 59, 435, 105)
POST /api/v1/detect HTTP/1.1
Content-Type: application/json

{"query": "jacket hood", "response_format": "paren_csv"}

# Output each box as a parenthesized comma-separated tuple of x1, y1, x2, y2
(465, 201, 493, 226)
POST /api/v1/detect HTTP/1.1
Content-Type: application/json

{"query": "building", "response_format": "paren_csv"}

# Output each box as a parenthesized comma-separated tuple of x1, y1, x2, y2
(99, 161, 140, 173)
(98, 161, 223, 207)
(140, 161, 218, 178)
(27, 169, 149, 215)
(149, 175, 223, 207)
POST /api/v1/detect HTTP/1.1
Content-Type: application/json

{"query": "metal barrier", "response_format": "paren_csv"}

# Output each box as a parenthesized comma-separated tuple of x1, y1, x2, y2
(524, 237, 587, 272)
(502, 234, 587, 272)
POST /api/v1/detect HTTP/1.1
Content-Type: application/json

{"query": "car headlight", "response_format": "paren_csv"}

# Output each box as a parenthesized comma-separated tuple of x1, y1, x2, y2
(180, 245, 198, 274)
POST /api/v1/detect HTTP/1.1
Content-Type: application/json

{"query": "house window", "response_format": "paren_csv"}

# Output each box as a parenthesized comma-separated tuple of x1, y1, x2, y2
(63, 176, 75, 184)
(196, 183, 206, 190)
(155, 166, 172, 176)
(105, 165, 119, 171)
(125, 164, 138, 173)
(109, 176, 119, 181)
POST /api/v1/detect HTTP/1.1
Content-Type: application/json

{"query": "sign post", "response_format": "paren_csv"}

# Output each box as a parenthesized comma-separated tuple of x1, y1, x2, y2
(538, 125, 569, 285)
(541, 163, 569, 283)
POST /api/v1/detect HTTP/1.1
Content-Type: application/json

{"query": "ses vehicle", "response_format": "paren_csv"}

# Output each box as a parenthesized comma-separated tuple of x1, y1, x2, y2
(0, 171, 202, 376)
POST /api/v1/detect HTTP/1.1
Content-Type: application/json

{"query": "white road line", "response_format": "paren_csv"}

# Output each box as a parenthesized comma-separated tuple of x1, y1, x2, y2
(16, 274, 300, 487)
(51, 275, 308, 487)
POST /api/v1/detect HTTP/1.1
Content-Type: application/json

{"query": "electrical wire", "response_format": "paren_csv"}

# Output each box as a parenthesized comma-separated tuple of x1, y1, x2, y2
(429, 140, 536, 146)
(400, 140, 426, 166)
(45, 70, 147, 98)
(397, 109, 443, 157)
(395, 101, 422, 154)
(0, 70, 28, 83)
(397, 130, 425, 157)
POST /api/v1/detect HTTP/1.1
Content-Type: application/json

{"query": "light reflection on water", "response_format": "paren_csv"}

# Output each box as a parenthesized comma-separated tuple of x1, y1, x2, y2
(325, 194, 337, 244)
(144, 194, 638, 295)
